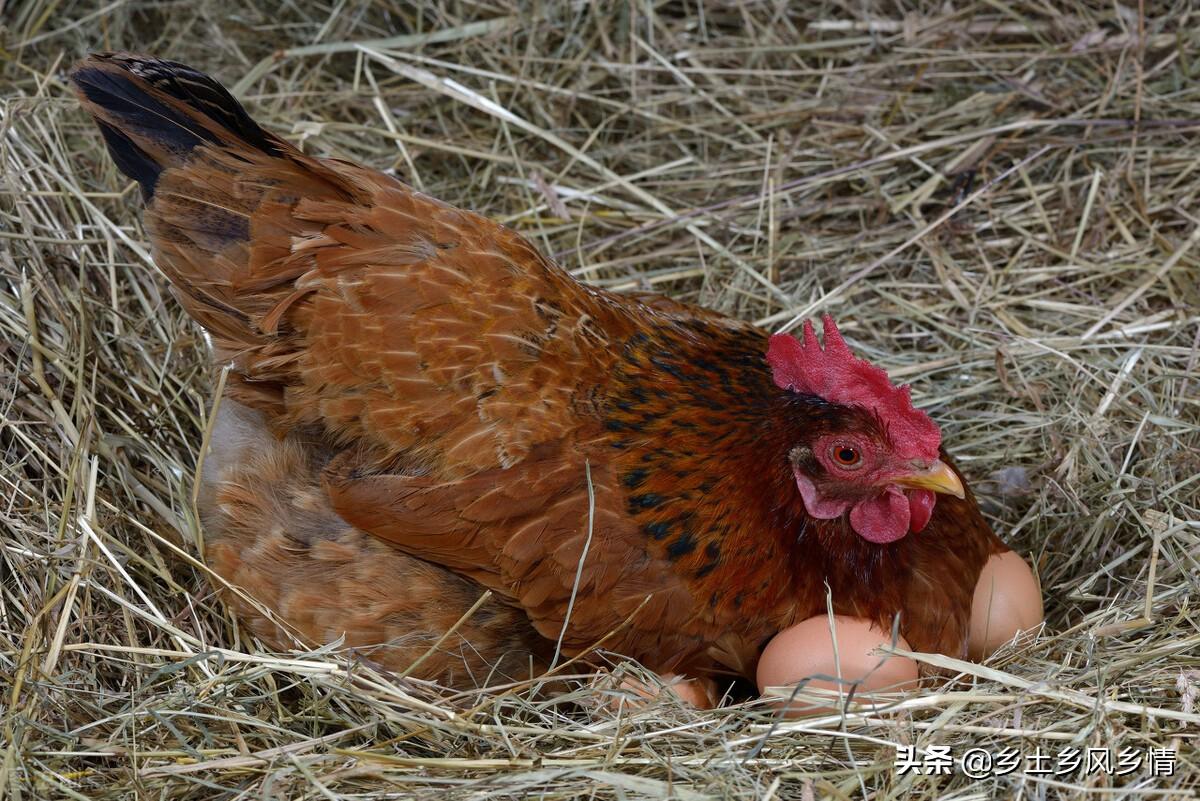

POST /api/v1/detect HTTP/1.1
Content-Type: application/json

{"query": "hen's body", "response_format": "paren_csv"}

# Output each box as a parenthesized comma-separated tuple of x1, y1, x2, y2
(73, 54, 1005, 686)
(199, 398, 552, 684)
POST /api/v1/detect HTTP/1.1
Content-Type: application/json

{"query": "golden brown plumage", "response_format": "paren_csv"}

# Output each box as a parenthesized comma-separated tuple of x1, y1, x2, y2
(72, 53, 1006, 687)
(199, 398, 552, 684)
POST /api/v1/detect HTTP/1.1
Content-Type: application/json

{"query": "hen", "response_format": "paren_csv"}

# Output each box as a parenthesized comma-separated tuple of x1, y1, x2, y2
(71, 53, 1007, 687)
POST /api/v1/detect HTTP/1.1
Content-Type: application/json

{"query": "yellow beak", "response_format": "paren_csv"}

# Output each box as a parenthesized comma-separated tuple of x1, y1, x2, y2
(894, 459, 965, 499)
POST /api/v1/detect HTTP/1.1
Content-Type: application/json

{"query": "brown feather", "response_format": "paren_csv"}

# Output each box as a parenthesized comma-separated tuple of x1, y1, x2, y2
(199, 400, 552, 684)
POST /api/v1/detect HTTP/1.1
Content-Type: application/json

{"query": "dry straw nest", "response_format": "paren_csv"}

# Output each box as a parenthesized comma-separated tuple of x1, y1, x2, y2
(2, 2, 1198, 799)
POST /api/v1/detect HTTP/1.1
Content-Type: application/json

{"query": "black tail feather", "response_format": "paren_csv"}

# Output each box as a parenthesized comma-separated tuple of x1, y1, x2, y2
(69, 53, 281, 201)
(91, 122, 163, 201)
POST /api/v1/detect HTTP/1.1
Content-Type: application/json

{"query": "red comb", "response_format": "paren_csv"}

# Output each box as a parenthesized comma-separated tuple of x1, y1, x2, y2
(767, 316, 941, 460)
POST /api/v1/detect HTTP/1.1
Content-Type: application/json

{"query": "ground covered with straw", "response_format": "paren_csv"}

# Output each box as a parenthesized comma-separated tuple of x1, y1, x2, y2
(2, 1, 1198, 798)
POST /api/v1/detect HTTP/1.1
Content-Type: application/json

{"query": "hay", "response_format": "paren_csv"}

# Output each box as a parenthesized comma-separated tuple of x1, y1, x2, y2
(2, 1, 1197, 798)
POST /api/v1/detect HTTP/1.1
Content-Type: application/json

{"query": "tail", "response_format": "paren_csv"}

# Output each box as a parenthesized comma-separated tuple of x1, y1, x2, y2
(69, 53, 366, 413)
(69, 53, 287, 201)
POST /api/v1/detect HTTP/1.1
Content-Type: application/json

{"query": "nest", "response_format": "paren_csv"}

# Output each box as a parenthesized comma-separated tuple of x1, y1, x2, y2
(1, 1, 1197, 798)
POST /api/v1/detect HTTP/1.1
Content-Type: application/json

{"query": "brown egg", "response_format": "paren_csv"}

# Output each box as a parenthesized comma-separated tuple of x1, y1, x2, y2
(660, 675, 718, 708)
(590, 671, 717, 712)
(969, 549, 1044, 659)
(756, 615, 919, 716)
(617, 673, 717, 709)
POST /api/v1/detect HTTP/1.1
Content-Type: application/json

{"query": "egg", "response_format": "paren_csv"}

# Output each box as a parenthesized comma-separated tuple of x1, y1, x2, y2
(616, 673, 716, 708)
(969, 549, 1044, 659)
(589, 670, 718, 712)
(659, 675, 718, 708)
(756, 615, 919, 716)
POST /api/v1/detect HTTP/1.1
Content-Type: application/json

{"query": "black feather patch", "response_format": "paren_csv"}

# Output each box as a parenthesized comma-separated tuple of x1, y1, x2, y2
(74, 66, 217, 149)
(111, 56, 282, 157)
(94, 122, 161, 201)
(70, 54, 282, 201)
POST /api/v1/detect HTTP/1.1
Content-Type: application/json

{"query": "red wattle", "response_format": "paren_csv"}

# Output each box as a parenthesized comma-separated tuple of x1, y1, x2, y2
(908, 489, 936, 532)
(848, 487, 910, 543)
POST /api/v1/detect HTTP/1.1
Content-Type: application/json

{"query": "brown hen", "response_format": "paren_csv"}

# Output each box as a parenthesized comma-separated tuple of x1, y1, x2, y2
(71, 53, 1007, 687)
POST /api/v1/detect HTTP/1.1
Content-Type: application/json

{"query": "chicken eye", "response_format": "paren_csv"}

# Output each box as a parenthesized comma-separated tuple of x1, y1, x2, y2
(830, 444, 862, 469)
